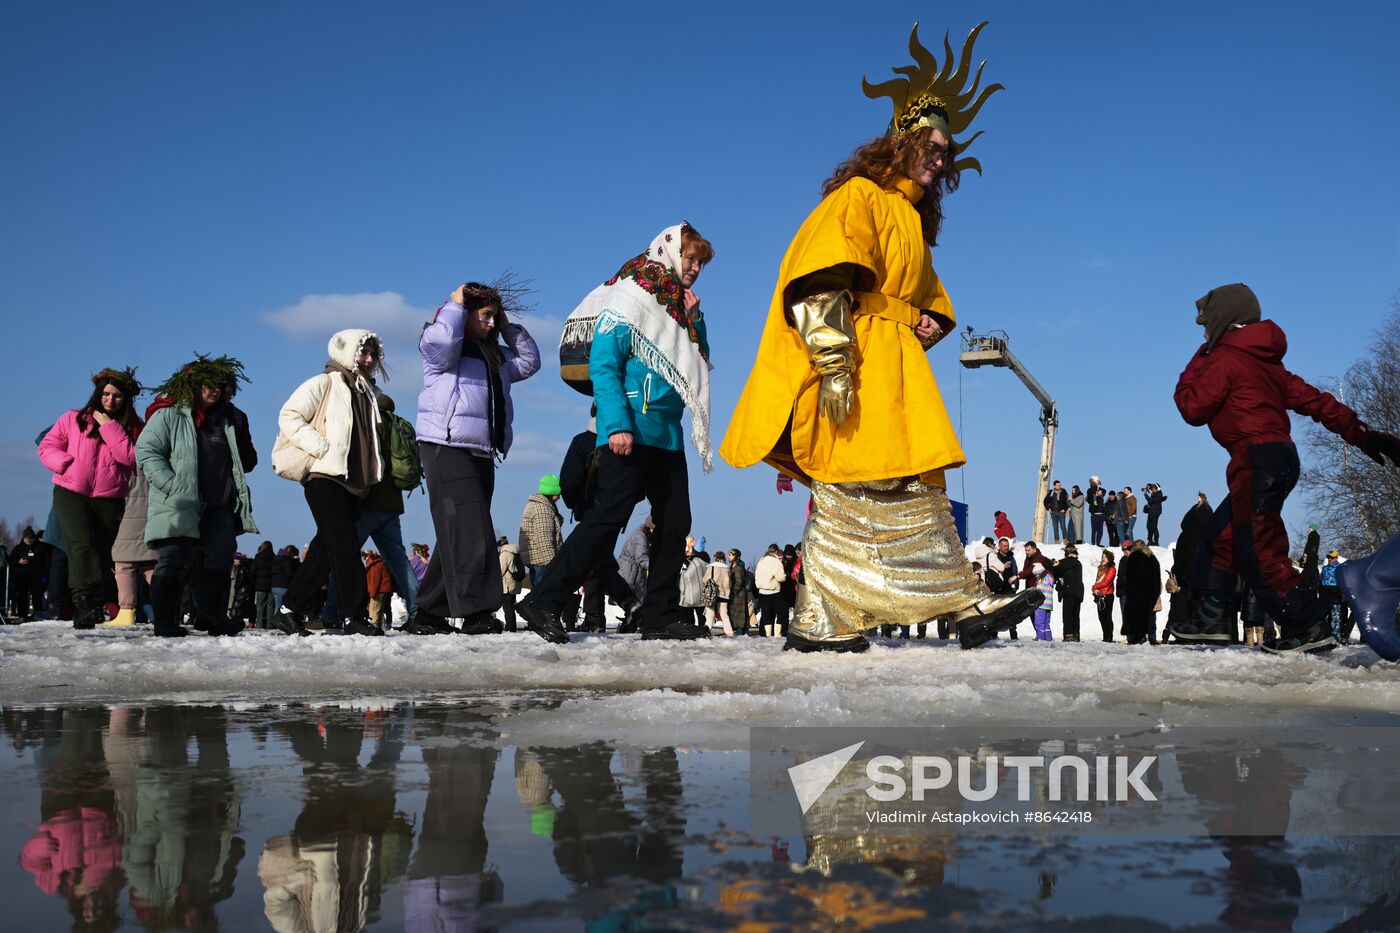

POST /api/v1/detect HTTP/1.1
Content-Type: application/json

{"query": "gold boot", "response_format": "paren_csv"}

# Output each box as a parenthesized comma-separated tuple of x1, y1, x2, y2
(106, 607, 137, 627)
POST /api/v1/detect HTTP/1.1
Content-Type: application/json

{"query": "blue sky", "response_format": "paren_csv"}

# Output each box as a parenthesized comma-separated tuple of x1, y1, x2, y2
(2, 1, 1397, 557)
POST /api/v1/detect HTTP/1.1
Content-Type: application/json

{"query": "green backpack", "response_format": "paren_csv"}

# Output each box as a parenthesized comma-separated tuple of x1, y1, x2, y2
(387, 413, 424, 492)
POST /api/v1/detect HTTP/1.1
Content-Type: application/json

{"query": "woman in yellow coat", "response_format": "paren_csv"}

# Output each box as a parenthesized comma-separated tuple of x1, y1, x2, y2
(721, 23, 1040, 652)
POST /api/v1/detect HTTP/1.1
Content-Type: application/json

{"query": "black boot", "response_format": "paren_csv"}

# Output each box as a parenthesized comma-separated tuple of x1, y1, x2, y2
(1169, 591, 1233, 644)
(514, 597, 571, 644)
(344, 616, 385, 637)
(269, 604, 309, 636)
(400, 608, 448, 635)
(196, 575, 242, 637)
(616, 600, 643, 634)
(150, 574, 189, 638)
(642, 620, 711, 641)
(72, 593, 103, 630)
(956, 590, 1043, 650)
(783, 633, 869, 653)
(1263, 587, 1337, 655)
(458, 611, 500, 635)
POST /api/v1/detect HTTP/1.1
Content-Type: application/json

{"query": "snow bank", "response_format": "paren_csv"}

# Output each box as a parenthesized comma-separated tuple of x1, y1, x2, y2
(3, 616, 1397, 748)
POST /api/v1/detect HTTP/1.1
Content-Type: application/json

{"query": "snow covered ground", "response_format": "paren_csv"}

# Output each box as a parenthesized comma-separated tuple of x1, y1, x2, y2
(6, 542, 1388, 740)
(3, 620, 1396, 746)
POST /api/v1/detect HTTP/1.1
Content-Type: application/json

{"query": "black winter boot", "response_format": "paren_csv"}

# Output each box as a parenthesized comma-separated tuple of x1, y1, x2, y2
(269, 604, 309, 636)
(344, 616, 385, 637)
(72, 593, 103, 630)
(956, 590, 1043, 650)
(514, 597, 571, 644)
(150, 574, 189, 638)
(1170, 591, 1233, 643)
(195, 575, 243, 637)
(616, 600, 643, 634)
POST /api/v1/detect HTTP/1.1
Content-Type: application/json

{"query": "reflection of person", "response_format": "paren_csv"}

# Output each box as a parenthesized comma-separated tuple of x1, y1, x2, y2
(259, 709, 411, 933)
(1176, 746, 1304, 929)
(720, 23, 1036, 653)
(112, 706, 245, 929)
(19, 707, 125, 933)
(532, 742, 685, 895)
(404, 708, 504, 932)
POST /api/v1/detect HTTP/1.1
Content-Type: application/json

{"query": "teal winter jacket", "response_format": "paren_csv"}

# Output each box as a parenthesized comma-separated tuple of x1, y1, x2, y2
(135, 404, 257, 545)
(592, 314, 709, 453)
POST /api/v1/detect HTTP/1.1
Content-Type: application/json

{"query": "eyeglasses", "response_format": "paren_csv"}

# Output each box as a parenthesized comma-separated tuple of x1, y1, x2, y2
(923, 146, 949, 163)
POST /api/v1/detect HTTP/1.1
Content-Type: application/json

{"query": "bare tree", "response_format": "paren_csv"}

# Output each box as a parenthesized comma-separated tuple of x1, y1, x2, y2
(1299, 293, 1400, 554)
(0, 517, 39, 552)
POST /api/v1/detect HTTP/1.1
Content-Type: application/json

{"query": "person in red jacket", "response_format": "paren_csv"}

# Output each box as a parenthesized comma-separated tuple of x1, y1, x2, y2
(364, 551, 394, 628)
(993, 511, 1016, 541)
(1171, 283, 1400, 653)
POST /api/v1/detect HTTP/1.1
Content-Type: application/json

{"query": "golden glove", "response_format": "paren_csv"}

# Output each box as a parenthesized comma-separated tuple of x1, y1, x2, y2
(790, 290, 858, 426)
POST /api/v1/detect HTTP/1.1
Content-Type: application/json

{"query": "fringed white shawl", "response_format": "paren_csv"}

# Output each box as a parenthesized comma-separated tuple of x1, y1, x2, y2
(559, 224, 713, 471)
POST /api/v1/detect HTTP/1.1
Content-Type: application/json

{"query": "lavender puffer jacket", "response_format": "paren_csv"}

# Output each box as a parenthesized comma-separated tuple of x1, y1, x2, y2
(416, 301, 541, 455)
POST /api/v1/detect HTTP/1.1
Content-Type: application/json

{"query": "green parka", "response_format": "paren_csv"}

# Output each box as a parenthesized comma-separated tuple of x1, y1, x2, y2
(135, 403, 258, 545)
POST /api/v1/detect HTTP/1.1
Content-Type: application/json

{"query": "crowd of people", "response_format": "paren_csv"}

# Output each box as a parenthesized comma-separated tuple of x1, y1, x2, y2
(5, 23, 1400, 658)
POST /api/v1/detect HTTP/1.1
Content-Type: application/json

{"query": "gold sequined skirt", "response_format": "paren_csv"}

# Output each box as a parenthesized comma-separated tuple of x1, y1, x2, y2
(792, 477, 987, 642)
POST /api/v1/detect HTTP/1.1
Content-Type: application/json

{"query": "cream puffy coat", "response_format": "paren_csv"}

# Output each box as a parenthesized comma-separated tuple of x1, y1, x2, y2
(275, 329, 384, 486)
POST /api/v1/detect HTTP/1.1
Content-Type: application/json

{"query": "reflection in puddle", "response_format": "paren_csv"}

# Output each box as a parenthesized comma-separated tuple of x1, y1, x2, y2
(3, 703, 1400, 931)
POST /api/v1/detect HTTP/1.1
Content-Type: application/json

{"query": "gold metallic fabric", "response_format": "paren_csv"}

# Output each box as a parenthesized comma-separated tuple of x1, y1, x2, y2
(792, 477, 988, 642)
(790, 289, 857, 426)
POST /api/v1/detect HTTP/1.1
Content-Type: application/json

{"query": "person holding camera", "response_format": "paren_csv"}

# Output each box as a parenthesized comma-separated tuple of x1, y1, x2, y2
(414, 281, 547, 639)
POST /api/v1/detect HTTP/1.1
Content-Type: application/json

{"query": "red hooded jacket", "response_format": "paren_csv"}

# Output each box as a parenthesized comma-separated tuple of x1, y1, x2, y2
(1174, 321, 1362, 452)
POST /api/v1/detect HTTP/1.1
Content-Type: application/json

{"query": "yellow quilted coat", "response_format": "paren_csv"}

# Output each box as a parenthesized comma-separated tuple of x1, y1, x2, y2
(721, 175, 963, 486)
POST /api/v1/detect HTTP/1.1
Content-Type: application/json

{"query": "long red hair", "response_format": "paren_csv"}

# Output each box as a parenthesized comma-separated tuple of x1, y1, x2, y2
(822, 126, 961, 246)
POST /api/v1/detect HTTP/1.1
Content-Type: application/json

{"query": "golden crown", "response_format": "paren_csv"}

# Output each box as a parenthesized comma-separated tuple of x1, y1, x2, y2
(862, 21, 1004, 174)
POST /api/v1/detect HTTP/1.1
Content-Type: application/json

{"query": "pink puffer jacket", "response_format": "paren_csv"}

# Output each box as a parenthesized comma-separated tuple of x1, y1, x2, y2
(38, 409, 140, 500)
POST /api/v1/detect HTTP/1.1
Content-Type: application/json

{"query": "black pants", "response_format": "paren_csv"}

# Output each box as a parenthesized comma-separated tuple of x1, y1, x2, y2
(1146, 513, 1161, 546)
(1062, 597, 1082, 640)
(151, 505, 238, 631)
(529, 446, 690, 630)
(51, 487, 124, 601)
(501, 592, 517, 631)
(1096, 595, 1115, 642)
(46, 548, 69, 617)
(9, 571, 44, 618)
(418, 444, 502, 619)
(284, 479, 367, 619)
(282, 479, 366, 616)
(581, 552, 632, 629)
(758, 592, 785, 632)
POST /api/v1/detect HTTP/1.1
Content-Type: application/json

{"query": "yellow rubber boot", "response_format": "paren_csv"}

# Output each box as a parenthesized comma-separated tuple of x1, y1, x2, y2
(106, 608, 137, 627)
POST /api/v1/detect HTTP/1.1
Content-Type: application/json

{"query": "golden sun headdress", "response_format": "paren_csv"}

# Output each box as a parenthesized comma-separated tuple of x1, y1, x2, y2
(862, 21, 1003, 174)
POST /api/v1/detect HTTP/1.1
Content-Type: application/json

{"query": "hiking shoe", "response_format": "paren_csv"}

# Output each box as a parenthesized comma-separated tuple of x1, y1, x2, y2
(516, 598, 570, 645)
(344, 617, 385, 637)
(1262, 621, 1337, 655)
(153, 625, 188, 638)
(782, 633, 870, 653)
(640, 621, 710, 641)
(955, 590, 1043, 650)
